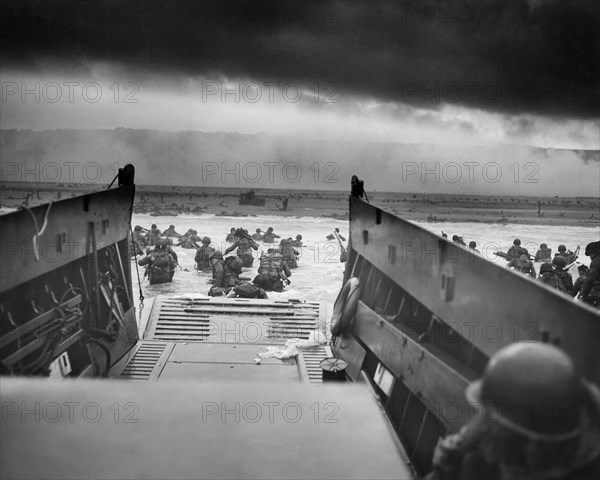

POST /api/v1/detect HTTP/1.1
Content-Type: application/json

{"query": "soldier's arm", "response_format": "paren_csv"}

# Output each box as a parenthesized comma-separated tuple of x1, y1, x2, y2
(581, 258, 600, 297)
(138, 256, 152, 267)
(224, 243, 237, 255)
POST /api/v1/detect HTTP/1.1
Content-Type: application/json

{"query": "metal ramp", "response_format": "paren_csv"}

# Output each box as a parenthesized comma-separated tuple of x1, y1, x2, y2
(118, 341, 173, 381)
(144, 296, 326, 344)
(117, 296, 333, 383)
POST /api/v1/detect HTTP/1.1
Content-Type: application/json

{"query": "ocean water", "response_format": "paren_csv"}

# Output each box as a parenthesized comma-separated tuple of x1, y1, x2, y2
(131, 212, 599, 306)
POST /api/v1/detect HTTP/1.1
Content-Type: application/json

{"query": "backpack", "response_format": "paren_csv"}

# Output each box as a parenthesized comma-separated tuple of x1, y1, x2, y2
(152, 252, 171, 270)
(224, 256, 243, 275)
(538, 272, 567, 293)
(258, 253, 283, 278)
(233, 282, 263, 298)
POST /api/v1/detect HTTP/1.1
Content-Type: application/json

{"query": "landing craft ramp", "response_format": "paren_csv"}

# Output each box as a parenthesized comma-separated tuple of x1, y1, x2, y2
(111, 296, 337, 384)
(3, 295, 416, 479)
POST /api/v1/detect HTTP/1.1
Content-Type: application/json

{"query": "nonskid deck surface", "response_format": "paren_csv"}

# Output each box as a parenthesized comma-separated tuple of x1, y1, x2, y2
(115, 296, 331, 383)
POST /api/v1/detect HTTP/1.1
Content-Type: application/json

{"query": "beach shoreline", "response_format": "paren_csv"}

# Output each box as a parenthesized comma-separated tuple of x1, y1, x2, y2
(1, 181, 599, 228)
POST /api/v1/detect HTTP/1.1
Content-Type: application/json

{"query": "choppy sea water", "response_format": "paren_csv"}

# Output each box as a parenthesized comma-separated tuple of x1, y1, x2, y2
(131, 212, 599, 307)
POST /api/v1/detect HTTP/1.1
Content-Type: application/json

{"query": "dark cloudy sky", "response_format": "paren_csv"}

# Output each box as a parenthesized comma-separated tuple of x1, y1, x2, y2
(1, 0, 599, 177)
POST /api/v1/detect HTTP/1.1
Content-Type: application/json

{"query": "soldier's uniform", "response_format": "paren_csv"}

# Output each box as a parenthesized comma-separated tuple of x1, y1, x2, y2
(581, 241, 600, 307)
(426, 343, 600, 480)
(224, 237, 258, 267)
(262, 227, 280, 244)
(257, 252, 291, 291)
(138, 240, 176, 285)
(195, 237, 215, 271)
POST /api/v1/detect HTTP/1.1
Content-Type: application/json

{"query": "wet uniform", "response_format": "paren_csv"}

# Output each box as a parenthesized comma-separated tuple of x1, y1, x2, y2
(257, 252, 291, 291)
(195, 245, 215, 271)
(138, 250, 176, 284)
(534, 247, 552, 262)
(224, 237, 258, 267)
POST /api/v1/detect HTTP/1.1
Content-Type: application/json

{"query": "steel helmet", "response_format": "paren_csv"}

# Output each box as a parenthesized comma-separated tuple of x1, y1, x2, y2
(585, 241, 600, 256)
(296, 234, 302, 239)
(210, 251, 223, 259)
(558, 244, 567, 253)
(202, 236, 211, 244)
(134, 225, 142, 231)
(155, 238, 168, 249)
(553, 256, 567, 269)
(466, 343, 584, 438)
(540, 243, 547, 249)
(513, 238, 521, 245)
(539, 262, 553, 274)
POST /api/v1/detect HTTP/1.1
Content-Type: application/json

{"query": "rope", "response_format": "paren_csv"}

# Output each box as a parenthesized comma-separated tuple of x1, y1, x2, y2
(130, 226, 145, 307)
(22, 202, 53, 262)
(107, 172, 119, 189)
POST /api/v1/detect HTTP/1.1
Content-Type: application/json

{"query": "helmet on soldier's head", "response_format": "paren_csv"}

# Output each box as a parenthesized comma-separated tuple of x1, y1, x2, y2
(513, 238, 521, 246)
(134, 225, 142, 231)
(558, 244, 566, 253)
(267, 227, 273, 232)
(578, 265, 589, 273)
(540, 243, 547, 249)
(466, 342, 585, 438)
(253, 275, 269, 289)
(469, 241, 476, 248)
(202, 236, 211, 244)
(296, 234, 302, 239)
(256, 228, 261, 233)
(553, 256, 567, 269)
(210, 251, 223, 260)
(540, 262, 553, 274)
(155, 238, 168, 250)
(585, 241, 600, 256)
(151, 224, 157, 229)
(230, 228, 236, 233)
(169, 225, 175, 229)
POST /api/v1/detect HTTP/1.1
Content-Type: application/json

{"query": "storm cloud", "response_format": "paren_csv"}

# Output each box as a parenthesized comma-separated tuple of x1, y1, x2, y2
(1, 0, 599, 119)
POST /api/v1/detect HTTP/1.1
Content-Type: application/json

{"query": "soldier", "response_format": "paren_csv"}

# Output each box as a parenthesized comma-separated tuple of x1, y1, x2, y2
(256, 251, 291, 291)
(262, 227, 280, 244)
(572, 265, 589, 298)
(138, 239, 176, 285)
(468, 241, 480, 254)
(553, 256, 574, 295)
(278, 239, 299, 269)
(537, 262, 568, 293)
(230, 280, 269, 299)
(508, 254, 536, 278)
(208, 252, 242, 296)
(146, 224, 161, 246)
(534, 243, 552, 262)
(426, 342, 600, 480)
(506, 239, 529, 262)
(252, 228, 264, 241)
(556, 244, 578, 264)
(326, 228, 346, 242)
(225, 227, 238, 242)
(162, 224, 181, 238)
(580, 241, 600, 307)
(131, 225, 147, 255)
(194, 236, 215, 271)
(291, 234, 303, 248)
(224, 235, 259, 267)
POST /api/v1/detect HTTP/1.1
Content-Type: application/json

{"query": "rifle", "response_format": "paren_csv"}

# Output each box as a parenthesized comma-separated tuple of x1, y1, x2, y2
(333, 230, 348, 263)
